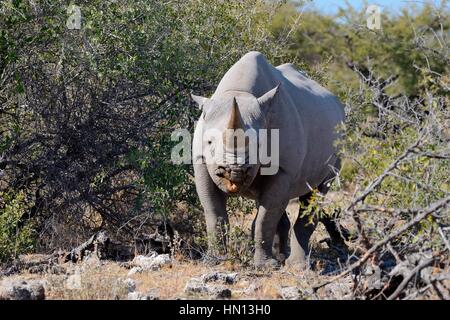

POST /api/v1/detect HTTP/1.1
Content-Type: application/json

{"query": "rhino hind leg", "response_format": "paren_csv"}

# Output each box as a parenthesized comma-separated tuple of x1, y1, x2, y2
(320, 210, 350, 247)
(272, 211, 290, 262)
(285, 192, 317, 268)
(317, 176, 351, 248)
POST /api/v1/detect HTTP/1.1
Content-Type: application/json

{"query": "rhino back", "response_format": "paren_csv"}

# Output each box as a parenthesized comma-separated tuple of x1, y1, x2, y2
(274, 63, 344, 195)
(212, 52, 345, 196)
(213, 51, 281, 97)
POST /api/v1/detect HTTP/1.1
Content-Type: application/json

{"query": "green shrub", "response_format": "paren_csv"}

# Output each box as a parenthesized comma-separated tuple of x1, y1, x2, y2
(0, 0, 288, 250)
(0, 191, 35, 262)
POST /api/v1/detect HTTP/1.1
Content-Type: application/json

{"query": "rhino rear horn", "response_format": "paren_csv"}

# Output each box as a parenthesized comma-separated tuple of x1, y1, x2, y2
(257, 83, 281, 107)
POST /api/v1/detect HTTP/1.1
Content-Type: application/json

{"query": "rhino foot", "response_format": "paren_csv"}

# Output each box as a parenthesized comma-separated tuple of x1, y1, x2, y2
(284, 256, 309, 271)
(254, 257, 280, 270)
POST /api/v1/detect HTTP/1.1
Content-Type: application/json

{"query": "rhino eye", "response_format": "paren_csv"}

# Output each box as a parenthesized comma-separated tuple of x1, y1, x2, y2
(207, 140, 212, 145)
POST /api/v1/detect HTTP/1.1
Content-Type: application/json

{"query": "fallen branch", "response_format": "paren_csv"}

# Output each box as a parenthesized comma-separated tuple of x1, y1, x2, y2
(64, 231, 111, 263)
(313, 194, 450, 292)
(64, 231, 134, 262)
(387, 256, 435, 300)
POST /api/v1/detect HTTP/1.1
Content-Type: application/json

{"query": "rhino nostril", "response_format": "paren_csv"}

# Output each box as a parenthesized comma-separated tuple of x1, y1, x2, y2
(215, 167, 226, 177)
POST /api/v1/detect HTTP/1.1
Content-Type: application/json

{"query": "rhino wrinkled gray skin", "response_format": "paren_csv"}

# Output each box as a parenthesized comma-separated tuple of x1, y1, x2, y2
(192, 51, 346, 268)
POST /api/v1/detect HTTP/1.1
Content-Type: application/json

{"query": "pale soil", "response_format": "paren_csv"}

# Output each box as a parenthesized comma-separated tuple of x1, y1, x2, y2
(0, 223, 354, 300)
(0, 191, 362, 300)
(1, 258, 348, 300)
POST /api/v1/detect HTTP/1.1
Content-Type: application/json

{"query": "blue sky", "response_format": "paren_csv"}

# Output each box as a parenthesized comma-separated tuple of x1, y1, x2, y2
(305, 0, 447, 15)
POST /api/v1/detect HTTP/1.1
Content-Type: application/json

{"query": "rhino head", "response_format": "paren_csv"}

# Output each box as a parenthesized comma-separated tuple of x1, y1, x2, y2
(192, 85, 280, 194)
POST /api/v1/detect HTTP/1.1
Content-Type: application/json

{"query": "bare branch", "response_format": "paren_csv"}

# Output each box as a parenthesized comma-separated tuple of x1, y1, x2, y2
(313, 195, 450, 291)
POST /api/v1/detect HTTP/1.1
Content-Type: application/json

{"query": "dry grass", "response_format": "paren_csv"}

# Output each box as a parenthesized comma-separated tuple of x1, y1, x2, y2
(1, 246, 347, 300)
(1, 205, 356, 300)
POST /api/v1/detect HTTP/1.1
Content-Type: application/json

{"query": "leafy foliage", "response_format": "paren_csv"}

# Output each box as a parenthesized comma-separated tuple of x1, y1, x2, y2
(0, 0, 448, 301)
(0, 0, 286, 259)
(0, 191, 35, 261)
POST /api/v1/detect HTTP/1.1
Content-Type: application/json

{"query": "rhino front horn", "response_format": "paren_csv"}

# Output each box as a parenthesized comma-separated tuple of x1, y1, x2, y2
(227, 97, 245, 130)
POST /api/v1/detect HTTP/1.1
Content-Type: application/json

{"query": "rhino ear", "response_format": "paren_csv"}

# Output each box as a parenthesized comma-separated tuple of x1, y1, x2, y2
(191, 94, 209, 110)
(257, 83, 281, 108)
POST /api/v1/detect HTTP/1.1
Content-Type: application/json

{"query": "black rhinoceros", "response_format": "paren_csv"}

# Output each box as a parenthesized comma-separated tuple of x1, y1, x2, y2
(191, 51, 346, 268)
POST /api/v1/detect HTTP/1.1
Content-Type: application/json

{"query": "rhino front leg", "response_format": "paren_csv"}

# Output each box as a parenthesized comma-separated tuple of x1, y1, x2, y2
(251, 211, 290, 262)
(194, 163, 228, 256)
(254, 171, 290, 268)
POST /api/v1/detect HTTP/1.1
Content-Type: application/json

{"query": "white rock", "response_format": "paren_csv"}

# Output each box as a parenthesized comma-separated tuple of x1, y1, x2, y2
(201, 271, 239, 284)
(66, 274, 82, 290)
(132, 253, 171, 271)
(122, 278, 136, 293)
(127, 266, 143, 276)
(279, 286, 315, 300)
(279, 286, 301, 300)
(127, 288, 159, 300)
(0, 279, 46, 300)
(184, 278, 231, 299)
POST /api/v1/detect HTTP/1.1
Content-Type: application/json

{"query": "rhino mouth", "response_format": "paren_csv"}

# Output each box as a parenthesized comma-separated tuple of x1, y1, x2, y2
(224, 179, 240, 193)
(218, 177, 248, 194)
(215, 166, 252, 194)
